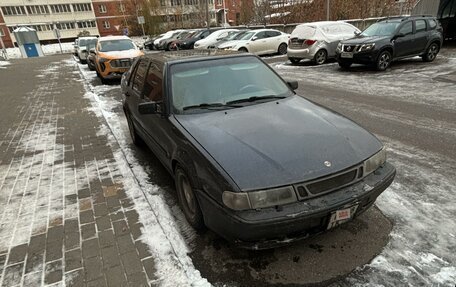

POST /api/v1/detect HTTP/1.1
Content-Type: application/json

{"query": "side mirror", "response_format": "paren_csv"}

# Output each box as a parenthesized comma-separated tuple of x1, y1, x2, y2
(395, 33, 405, 39)
(138, 102, 161, 115)
(354, 31, 361, 36)
(251, 36, 258, 41)
(286, 80, 298, 91)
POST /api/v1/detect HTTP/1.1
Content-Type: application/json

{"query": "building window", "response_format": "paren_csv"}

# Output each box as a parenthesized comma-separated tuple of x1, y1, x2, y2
(78, 21, 96, 29)
(1, 6, 27, 16)
(73, 3, 92, 12)
(0, 28, 4, 36)
(26, 5, 50, 15)
(160, 0, 166, 6)
(217, 0, 222, 5)
(55, 22, 76, 30)
(184, 0, 198, 5)
(209, 0, 214, 4)
(119, 3, 126, 12)
(102, 21, 110, 29)
(171, 0, 182, 6)
(50, 4, 72, 13)
(99, 4, 107, 13)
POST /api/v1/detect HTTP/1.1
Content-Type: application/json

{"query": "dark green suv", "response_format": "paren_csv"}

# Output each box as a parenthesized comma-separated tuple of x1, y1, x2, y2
(336, 16, 443, 71)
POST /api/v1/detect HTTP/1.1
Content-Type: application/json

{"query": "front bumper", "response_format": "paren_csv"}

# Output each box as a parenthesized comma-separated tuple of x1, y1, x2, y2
(197, 162, 395, 249)
(98, 62, 129, 79)
(336, 49, 381, 65)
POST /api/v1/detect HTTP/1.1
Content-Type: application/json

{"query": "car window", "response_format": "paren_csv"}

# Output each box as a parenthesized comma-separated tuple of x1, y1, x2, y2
(428, 19, 437, 29)
(398, 21, 413, 36)
(132, 60, 149, 95)
(255, 32, 268, 39)
(143, 62, 163, 102)
(267, 30, 281, 37)
(415, 20, 427, 33)
(128, 60, 140, 87)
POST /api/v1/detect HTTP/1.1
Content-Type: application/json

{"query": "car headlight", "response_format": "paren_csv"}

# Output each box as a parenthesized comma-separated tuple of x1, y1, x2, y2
(222, 186, 297, 211)
(359, 43, 375, 52)
(363, 147, 386, 175)
(99, 57, 109, 63)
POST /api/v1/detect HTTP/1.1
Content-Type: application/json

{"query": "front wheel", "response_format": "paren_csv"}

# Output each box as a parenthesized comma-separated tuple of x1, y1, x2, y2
(175, 166, 204, 230)
(314, 49, 327, 65)
(422, 43, 439, 62)
(289, 58, 301, 64)
(376, 50, 392, 71)
(238, 47, 248, 53)
(278, 43, 287, 55)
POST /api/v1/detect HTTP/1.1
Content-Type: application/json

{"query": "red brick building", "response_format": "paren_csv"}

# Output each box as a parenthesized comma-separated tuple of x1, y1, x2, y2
(92, 0, 142, 37)
(0, 11, 13, 48)
(214, 0, 242, 26)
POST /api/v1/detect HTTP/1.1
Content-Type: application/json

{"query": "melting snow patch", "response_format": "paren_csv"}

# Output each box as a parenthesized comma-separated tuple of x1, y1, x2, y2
(0, 61, 10, 69)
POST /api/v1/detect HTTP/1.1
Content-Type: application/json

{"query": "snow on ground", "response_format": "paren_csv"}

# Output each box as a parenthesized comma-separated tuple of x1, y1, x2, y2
(69, 58, 209, 287)
(0, 61, 10, 69)
(5, 42, 74, 59)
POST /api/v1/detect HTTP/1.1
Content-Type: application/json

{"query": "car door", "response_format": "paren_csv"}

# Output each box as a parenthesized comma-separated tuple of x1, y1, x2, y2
(248, 31, 269, 55)
(413, 19, 429, 54)
(136, 61, 172, 167)
(394, 20, 414, 58)
(265, 30, 283, 54)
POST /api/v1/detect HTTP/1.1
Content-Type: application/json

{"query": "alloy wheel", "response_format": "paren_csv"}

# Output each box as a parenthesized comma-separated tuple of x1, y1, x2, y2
(315, 50, 327, 65)
(427, 44, 438, 61)
(278, 43, 287, 55)
(378, 52, 391, 71)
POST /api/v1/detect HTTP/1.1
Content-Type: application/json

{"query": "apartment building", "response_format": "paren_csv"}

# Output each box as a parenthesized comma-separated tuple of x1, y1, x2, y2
(0, 0, 99, 47)
(92, 0, 139, 37)
(0, 10, 14, 48)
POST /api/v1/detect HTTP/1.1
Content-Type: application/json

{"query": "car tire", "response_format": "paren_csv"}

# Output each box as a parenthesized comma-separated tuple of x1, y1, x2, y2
(289, 58, 301, 64)
(96, 69, 108, 84)
(80, 59, 87, 64)
(88, 62, 95, 71)
(238, 47, 248, 53)
(338, 61, 352, 69)
(313, 49, 327, 65)
(422, 43, 439, 62)
(125, 109, 143, 146)
(167, 42, 173, 51)
(376, 50, 392, 71)
(174, 166, 205, 230)
(278, 43, 288, 55)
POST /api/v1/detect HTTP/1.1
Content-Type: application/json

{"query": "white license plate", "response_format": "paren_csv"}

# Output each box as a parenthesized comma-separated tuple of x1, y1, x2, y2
(327, 204, 358, 230)
(341, 52, 353, 58)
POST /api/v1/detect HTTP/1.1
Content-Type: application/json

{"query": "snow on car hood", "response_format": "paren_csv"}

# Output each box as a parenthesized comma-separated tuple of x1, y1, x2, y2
(99, 49, 143, 58)
(175, 96, 382, 191)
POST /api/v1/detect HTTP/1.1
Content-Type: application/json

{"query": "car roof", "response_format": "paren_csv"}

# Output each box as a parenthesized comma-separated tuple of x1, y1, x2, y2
(140, 50, 248, 66)
(98, 35, 131, 42)
(378, 15, 436, 23)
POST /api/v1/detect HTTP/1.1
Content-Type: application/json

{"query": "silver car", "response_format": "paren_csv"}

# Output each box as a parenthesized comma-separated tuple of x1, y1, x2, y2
(288, 21, 360, 65)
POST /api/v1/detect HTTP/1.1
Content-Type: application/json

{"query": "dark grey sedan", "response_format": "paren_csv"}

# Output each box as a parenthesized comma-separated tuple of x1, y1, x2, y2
(121, 51, 396, 249)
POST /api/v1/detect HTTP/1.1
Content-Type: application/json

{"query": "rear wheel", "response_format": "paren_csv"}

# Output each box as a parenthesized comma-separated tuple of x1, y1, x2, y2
(289, 58, 301, 64)
(314, 49, 327, 65)
(175, 166, 204, 230)
(376, 50, 392, 71)
(422, 43, 439, 62)
(278, 43, 287, 55)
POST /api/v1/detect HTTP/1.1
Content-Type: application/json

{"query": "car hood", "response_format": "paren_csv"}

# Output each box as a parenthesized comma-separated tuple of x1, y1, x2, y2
(98, 49, 143, 59)
(342, 35, 390, 44)
(175, 96, 382, 191)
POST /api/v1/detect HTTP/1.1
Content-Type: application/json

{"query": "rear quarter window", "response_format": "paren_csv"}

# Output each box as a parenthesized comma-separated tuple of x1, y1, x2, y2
(428, 19, 437, 29)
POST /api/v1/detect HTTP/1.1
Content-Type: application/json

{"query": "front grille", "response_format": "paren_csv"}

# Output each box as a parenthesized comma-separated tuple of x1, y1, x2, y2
(111, 58, 132, 68)
(294, 165, 363, 200)
(343, 45, 359, 52)
(289, 38, 304, 49)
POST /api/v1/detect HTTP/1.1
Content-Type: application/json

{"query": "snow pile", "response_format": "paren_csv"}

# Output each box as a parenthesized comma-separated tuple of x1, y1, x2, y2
(5, 42, 74, 59)
(0, 61, 10, 69)
(73, 59, 210, 286)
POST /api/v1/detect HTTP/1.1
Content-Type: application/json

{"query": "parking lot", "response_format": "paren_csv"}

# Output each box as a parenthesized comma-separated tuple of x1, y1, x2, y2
(0, 44, 455, 287)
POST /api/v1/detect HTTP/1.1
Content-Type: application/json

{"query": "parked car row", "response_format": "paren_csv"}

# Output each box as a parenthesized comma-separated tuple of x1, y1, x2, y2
(289, 16, 443, 70)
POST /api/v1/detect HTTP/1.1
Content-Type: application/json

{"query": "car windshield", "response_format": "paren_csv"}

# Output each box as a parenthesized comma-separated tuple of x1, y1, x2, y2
(79, 38, 96, 46)
(225, 31, 247, 41)
(361, 22, 400, 36)
(171, 56, 292, 113)
(99, 39, 136, 52)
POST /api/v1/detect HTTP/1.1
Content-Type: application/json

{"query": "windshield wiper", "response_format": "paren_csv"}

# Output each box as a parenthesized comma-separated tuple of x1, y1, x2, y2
(183, 102, 239, 111)
(226, 95, 286, 105)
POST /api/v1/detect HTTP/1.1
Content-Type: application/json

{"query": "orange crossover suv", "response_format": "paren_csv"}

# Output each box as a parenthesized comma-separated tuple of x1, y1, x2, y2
(92, 36, 144, 83)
